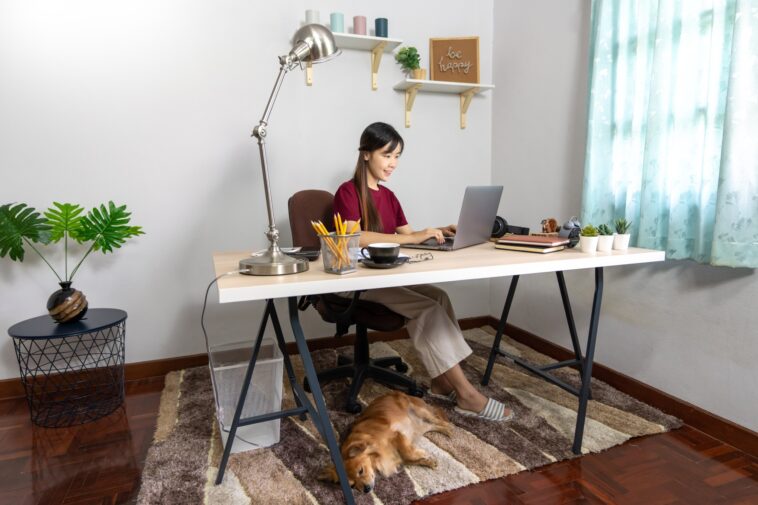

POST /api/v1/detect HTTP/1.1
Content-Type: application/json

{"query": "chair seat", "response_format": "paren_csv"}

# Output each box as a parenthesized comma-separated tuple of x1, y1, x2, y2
(315, 294, 405, 333)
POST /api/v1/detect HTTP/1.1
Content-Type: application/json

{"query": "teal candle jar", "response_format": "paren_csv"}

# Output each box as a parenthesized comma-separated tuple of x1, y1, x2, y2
(330, 12, 344, 33)
(375, 18, 388, 37)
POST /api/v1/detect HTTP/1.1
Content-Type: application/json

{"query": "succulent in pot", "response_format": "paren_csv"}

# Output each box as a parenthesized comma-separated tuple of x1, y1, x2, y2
(597, 223, 614, 252)
(613, 218, 632, 251)
(0, 201, 144, 323)
(579, 224, 599, 253)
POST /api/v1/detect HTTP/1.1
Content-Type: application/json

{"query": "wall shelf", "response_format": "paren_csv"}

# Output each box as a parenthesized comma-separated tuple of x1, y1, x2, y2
(393, 79, 495, 129)
(332, 33, 403, 90)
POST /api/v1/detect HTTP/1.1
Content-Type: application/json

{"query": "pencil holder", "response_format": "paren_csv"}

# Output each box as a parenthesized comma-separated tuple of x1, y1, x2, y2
(319, 233, 360, 274)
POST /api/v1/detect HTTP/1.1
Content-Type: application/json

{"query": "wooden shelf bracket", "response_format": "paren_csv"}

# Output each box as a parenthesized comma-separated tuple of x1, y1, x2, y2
(332, 33, 402, 90)
(459, 88, 479, 129)
(371, 41, 388, 90)
(404, 84, 422, 128)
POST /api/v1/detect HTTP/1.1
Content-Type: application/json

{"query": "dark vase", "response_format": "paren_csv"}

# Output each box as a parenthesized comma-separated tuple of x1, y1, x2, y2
(47, 281, 88, 323)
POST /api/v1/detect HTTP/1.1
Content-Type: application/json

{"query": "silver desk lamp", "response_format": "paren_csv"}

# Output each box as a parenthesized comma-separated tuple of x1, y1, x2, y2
(240, 24, 341, 275)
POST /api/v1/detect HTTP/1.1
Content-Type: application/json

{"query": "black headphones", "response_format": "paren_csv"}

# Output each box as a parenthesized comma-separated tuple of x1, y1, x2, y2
(559, 216, 582, 247)
(491, 216, 508, 238)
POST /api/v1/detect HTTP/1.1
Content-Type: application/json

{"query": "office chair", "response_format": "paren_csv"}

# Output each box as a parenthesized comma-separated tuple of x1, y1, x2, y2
(287, 189, 422, 413)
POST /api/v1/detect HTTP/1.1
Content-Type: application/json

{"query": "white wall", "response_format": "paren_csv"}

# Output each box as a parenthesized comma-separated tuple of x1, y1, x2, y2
(491, 0, 758, 431)
(5, 0, 754, 435)
(0, 0, 494, 380)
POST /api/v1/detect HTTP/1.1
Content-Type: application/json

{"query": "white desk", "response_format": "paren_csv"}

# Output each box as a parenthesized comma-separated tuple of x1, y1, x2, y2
(214, 243, 663, 301)
(211, 244, 664, 504)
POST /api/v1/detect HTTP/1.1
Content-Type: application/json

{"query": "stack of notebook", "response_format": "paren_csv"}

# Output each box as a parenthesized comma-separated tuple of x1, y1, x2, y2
(495, 234, 570, 253)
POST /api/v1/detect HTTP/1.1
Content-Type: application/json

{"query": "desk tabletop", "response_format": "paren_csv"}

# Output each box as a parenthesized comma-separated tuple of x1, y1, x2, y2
(212, 243, 664, 303)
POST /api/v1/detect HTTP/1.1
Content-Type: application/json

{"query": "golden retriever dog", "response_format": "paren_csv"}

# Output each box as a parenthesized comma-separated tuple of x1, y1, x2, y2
(318, 390, 453, 493)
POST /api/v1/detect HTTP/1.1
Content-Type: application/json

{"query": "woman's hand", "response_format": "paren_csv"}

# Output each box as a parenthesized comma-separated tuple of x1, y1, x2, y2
(440, 224, 457, 237)
(413, 228, 446, 244)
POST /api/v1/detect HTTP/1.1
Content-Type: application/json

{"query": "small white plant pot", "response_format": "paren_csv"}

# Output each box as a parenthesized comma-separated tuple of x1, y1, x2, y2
(579, 235, 599, 253)
(613, 233, 631, 250)
(597, 235, 614, 252)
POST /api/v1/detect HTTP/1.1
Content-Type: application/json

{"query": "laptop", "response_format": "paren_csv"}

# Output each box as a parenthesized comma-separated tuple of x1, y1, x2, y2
(404, 185, 503, 251)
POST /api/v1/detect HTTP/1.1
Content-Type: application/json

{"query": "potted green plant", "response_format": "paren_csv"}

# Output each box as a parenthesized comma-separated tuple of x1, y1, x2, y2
(597, 223, 614, 252)
(613, 218, 632, 251)
(579, 224, 599, 253)
(395, 46, 425, 80)
(0, 201, 144, 323)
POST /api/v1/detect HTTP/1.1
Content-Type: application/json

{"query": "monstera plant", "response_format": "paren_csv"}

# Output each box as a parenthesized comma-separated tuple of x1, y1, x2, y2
(0, 201, 144, 322)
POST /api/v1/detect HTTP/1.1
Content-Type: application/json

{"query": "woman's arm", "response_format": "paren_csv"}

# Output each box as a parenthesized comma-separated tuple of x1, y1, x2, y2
(345, 221, 446, 246)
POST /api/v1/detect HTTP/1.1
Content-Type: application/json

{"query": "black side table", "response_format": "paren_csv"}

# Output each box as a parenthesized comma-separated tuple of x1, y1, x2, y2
(8, 308, 127, 427)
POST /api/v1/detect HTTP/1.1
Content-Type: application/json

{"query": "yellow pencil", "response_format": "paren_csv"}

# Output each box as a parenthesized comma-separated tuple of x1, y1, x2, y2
(331, 214, 344, 266)
(339, 214, 349, 264)
(338, 215, 349, 266)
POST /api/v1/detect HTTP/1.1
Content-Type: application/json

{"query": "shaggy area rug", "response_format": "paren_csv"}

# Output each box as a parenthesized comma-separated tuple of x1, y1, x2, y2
(136, 327, 681, 505)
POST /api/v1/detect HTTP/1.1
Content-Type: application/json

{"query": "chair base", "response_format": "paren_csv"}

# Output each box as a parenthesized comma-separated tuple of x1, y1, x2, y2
(305, 353, 422, 413)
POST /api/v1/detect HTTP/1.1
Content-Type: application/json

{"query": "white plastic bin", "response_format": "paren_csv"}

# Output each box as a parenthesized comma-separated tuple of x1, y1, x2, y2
(208, 339, 283, 453)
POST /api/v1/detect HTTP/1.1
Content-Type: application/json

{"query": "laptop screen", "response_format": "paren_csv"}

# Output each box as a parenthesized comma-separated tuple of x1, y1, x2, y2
(450, 186, 503, 249)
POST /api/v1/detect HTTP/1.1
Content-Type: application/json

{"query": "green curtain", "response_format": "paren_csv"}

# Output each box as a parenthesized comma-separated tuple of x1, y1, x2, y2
(582, 0, 758, 267)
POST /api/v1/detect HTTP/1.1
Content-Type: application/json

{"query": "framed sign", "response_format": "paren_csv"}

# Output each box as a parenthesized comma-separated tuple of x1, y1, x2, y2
(429, 37, 479, 84)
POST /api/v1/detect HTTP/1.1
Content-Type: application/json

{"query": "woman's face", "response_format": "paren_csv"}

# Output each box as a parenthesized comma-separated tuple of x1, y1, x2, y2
(364, 142, 402, 186)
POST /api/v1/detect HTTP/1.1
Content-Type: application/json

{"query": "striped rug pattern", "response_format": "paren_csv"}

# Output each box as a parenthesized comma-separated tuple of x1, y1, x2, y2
(136, 327, 681, 505)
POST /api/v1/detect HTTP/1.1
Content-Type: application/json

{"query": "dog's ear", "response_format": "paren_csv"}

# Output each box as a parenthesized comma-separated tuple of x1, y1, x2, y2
(345, 441, 367, 458)
(317, 464, 339, 483)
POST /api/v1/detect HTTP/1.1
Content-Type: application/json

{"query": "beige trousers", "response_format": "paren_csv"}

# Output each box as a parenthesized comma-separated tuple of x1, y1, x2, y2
(343, 285, 472, 378)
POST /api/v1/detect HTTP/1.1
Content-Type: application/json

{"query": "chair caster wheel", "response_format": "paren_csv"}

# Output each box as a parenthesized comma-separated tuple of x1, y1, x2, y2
(299, 413, 308, 421)
(395, 362, 409, 373)
(303, 378, 311, 393)
(345, 402, 362, 414)
(408, 386, 424, 398)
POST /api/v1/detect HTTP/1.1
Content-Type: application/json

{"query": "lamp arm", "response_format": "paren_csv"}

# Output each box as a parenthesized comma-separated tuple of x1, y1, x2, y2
(251, 63, 290, 251)
(258, 63, 289, 128)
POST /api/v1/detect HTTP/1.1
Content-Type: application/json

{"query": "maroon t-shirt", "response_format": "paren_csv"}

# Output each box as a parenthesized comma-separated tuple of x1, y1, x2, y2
(333, 181, 408, 234)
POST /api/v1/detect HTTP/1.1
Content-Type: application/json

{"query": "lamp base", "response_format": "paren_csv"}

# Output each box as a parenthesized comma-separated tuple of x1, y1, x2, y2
(239, 249, 309, 276)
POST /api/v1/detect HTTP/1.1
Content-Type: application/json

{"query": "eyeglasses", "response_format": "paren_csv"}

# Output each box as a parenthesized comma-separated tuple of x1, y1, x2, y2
(407, 252, 434, 263)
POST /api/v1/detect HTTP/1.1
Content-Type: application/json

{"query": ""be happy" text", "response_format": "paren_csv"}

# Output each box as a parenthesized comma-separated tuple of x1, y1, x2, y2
(438, 46, 473, 74)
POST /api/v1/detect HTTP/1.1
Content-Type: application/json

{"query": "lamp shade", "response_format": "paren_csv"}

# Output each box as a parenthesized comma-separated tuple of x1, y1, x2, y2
(289, 23, 341, 65)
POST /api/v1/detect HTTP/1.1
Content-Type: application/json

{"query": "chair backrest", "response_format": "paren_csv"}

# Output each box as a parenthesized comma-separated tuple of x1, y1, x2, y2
(288, 190, 334, 249)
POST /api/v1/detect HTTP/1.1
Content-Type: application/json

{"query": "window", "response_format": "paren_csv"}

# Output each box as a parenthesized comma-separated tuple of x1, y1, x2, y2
(582, 0, 757, 267)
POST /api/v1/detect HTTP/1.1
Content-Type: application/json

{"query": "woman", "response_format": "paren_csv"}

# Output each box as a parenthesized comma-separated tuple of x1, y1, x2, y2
(333, 122, 512, 422)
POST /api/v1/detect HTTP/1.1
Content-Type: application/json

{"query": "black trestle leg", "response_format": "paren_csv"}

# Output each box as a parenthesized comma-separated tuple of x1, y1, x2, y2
(556, 271, 583, 363)
(288, 297, 355, 505)
(482, 275, 519, 386)
(268, 301, 307, 421)
(572, 267, 603, 454)
(215, 300, 270, 485)
(556, 271, 591, 399)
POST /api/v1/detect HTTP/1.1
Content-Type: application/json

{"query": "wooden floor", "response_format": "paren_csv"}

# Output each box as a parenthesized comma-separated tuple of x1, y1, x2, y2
(1, 377, 756, 505)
